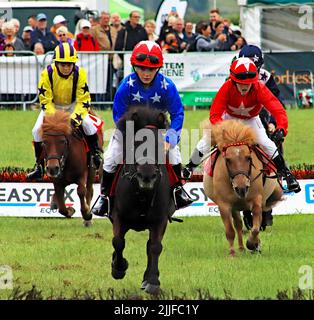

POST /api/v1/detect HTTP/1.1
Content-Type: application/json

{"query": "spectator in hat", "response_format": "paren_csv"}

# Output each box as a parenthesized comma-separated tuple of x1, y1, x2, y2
(74, 19, 100, 51)
(51, 15, 74, 39)
(22, 26, 33, 50)
(56, 26, 74, 46)
(31, 13, 58, 53)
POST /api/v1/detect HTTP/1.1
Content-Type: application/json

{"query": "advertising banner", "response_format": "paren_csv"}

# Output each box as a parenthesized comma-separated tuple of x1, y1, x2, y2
(0, 180, 313, 218)
(264, 51, 314, 103)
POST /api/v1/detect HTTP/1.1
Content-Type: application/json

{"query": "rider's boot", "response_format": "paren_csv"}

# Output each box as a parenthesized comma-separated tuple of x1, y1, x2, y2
(182, 147, 204, 180)
(90, 170, 115, 217)
(172, 164, 194, 209)
(27, 142, 44, 180)
(86, 133, 103, 170)
(273, 155, 301, 193)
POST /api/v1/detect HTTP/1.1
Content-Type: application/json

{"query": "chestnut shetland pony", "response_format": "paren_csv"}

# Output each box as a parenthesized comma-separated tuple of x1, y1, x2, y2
(40, 110, 102, 226)
(203, 120, 282, 256)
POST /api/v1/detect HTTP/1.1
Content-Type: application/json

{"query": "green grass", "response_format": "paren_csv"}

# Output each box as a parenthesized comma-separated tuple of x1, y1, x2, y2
(0, 215, 313, 299)
(0, 108, 313, 169)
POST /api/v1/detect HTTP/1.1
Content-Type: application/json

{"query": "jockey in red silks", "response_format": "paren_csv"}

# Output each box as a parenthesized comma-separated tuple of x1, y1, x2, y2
(183, 57, 301, 193)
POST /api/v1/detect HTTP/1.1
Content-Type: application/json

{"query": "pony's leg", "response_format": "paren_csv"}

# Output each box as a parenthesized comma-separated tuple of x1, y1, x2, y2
(54, 183, 75, 218)
(77, 181, 92, 226)
(142, 219, 168, 295)
(247, 198, 262, 252)
(50, 192, 58, 210)
(111, 216, 129, 280)
(232, 209, 244, 252)
(220, 205, 236, 256)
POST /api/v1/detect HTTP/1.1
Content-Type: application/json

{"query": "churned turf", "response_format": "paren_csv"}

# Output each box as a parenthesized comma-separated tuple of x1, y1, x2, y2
(0, 215, 313, 299)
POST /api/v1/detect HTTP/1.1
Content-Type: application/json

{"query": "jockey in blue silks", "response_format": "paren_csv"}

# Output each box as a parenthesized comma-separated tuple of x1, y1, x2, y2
(91, 40, 193, 216)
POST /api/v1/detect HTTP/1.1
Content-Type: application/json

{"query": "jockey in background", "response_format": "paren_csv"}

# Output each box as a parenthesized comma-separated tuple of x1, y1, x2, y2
(91, 40, 193, 217)
(238, 44, 281, 136)
(183, 57, 301, 194)
(27, 42, 103, 180)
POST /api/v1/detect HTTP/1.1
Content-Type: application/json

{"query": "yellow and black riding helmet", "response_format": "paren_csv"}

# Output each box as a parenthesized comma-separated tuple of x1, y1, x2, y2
(53, 42, 78, 64)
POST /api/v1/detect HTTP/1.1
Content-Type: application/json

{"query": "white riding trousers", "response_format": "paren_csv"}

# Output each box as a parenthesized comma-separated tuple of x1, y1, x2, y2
(32, 110, 97, 142)
(103, 129, 182, 173)
(195, 115, 278, 158)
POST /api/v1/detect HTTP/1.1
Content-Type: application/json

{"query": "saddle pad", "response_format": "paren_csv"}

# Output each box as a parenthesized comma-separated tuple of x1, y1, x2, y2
(204, 147, 219, 177)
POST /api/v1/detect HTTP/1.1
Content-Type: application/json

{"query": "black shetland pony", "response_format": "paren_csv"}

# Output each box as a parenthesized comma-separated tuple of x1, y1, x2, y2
(110, 106, 176, 295)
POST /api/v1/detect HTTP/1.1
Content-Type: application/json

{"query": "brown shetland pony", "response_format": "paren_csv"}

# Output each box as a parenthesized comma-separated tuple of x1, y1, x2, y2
(40, 110, 102, 226)
(203, 120, 282, 256)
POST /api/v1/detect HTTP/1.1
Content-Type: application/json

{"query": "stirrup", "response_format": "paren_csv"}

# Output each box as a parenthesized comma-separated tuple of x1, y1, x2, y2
(91, 195, 110, 217)
(27, 164, 43, 180)
(173, 186, 193, 210)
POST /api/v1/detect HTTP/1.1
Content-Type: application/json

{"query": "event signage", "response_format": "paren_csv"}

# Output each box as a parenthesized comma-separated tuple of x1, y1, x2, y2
(0, 181, 313, 218)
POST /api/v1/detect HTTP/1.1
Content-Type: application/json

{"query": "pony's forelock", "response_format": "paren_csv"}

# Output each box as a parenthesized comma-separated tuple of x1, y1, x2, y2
(39, 110, 72, 138)
(213, 119, 257, 151)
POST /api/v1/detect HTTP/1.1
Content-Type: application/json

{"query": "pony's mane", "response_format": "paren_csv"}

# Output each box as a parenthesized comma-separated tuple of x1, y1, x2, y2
(40, 110, 72, 137)
(212, 119, 257, 151)
(117, 106, 169, 133)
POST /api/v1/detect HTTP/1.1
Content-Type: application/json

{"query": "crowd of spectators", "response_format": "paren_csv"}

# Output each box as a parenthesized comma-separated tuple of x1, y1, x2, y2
(0, 8, 247, 105)
(0, 8, 246, 56)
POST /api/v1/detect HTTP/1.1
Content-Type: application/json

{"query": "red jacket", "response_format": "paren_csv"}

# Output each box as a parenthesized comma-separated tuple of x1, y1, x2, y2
(210, 80, 288, 135)
(74, 33, 100, 51)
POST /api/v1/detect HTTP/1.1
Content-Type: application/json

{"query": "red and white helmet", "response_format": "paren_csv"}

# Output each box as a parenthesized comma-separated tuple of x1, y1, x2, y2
(130, 40, 163, 68)
(229, 57, 258, 84)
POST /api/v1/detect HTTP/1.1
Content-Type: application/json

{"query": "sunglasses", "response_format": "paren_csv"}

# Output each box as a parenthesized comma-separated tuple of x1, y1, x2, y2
(231, 71, 256, 80)
(58, 33, 66, 37)
(136, 53, 159, 64)
(132, 16, 141, 18)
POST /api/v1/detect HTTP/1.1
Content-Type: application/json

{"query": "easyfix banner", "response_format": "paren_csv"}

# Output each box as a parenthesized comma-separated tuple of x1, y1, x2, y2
(0, 181, 313, 218)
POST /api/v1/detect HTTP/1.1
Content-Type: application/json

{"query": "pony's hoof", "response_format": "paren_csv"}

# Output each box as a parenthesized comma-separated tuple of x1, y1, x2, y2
(83, 220, 92, 227)
(111, 258, 128, 280)
(112, 268, 126, 280)
(246, 240, 262, 253)
(66, 207, 75, 217)
(144, 283, 161, 295)
(141, 280, 148, 290)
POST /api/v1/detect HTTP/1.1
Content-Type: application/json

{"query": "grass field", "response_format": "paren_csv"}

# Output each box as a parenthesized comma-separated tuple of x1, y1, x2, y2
(0, 108, 313, 168)
(0, 108, 313, 300)
(0, 215, 313, 300)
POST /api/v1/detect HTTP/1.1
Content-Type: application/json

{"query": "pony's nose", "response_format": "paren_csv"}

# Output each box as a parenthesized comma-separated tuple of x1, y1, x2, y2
(47, 165, 60, 177)
(234, 186, 249, 199)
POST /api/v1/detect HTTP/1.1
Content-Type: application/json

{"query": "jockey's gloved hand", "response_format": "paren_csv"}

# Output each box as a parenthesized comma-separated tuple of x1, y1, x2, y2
(271, 128, 284, 145)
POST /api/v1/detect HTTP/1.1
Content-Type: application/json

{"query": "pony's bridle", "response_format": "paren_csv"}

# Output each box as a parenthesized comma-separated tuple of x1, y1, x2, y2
(42, 132, 69, 178)
(222, 142, 253, 185)
(121, 124, 163, 209)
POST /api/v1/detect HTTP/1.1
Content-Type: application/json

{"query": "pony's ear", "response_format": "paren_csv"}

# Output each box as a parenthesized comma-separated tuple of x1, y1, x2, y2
(157, 112, 166, 126)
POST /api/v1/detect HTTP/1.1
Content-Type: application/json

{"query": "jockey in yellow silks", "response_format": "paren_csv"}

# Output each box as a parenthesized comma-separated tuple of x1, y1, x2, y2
(27, 42, 103, 180)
